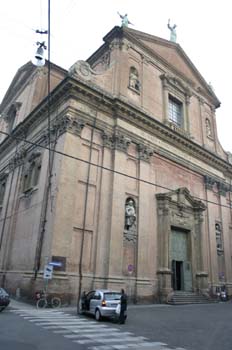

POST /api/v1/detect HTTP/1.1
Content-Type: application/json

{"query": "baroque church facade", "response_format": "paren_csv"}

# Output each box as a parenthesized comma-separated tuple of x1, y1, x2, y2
(0, 26, 232, 303)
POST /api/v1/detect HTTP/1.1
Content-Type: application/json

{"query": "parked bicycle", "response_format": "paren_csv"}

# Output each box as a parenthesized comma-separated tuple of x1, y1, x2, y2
(35, 290, 61, 309)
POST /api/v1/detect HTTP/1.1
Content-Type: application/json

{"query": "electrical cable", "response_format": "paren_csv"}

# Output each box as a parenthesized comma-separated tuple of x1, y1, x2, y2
(0, 128, 231, 211)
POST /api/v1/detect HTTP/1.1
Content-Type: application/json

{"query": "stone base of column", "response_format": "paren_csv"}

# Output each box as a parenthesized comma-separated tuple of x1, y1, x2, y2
(196, 271, 209, 294)
(157, 268, 172, 303)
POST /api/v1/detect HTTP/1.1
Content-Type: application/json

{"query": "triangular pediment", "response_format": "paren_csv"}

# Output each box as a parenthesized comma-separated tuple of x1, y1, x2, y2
(122, 27, 220, 107)
(0, 61, 67, 116)
(0, 62, 36, 113)
(157, 187, 206, 211)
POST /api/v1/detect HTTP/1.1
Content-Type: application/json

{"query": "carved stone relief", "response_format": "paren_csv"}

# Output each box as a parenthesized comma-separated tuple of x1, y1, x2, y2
(137, 143, 153, 162)
(68, 60, 105, 80)
(8, 148, 27, 170)
(204, 175, 230, 196)
(101, 131, 131, 152)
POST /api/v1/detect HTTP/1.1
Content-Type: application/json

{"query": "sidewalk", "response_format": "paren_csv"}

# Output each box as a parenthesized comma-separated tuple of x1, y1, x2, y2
(9, 297, 169, 313)
(9, 298, 77, 312)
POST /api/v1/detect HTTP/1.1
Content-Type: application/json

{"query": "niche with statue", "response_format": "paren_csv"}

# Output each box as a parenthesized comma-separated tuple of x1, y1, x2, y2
(123, 197, 137, 277)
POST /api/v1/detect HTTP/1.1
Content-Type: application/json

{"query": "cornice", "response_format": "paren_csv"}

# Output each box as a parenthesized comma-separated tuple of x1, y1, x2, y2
(0, 171, 9, 181)
(102, 131, 131, 152)
(0, 76, 231, 179)
(97, 26, 219, 108)
(0, 79, 73, 158)
(123, 27, 220, 107)
(112, 98, 232, 176)
(204, 175, 231, 196)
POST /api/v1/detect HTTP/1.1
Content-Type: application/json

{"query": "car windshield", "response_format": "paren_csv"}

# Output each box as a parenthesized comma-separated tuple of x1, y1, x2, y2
(104, 292, 121, 300)
(0, 288, 7, 295)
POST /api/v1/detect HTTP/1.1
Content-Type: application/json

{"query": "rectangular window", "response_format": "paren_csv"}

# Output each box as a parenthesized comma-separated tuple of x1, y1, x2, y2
(22, 152, 41, 193)
(168, 95, 183, 127)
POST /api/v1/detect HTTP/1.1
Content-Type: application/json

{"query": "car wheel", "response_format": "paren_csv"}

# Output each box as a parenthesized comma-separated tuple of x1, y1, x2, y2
(0, 306, 6, 312)
(95, 309, 101, 321)
(78, 300, 84, 315)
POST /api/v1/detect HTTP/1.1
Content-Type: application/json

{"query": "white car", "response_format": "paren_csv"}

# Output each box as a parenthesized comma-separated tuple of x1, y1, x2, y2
(79, 289, 121, 321)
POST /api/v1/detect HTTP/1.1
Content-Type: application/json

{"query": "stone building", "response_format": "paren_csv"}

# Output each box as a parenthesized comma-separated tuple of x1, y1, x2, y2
(0, 26, 232, 303)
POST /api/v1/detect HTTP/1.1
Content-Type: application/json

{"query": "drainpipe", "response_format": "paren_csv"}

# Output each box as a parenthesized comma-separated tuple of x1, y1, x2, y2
(77, 116, 96, 312)
(0, 169, 14, 287)
(33, 132, 57, 278)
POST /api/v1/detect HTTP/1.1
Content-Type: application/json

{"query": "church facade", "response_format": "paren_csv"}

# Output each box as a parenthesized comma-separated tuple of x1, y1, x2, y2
(0, 26, 232, 303)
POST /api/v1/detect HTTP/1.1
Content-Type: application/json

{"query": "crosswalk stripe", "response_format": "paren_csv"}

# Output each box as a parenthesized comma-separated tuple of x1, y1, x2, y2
(64, 331, 132, 339)
(35, 321, 93, 325)
(53, 329, 75, 334)
(89, 343, 168, 350)
(54, 327, 120, 334)
(42, 324, 108, 329)
(89, 346, 112, 350)
(10, 308, 187, 350)
(24, 316, 80, 319)
(75, 336, 147, 345)
(111, 342, 168, 349)
(11, 310, 65, 314)
(28, 318, 90, 323)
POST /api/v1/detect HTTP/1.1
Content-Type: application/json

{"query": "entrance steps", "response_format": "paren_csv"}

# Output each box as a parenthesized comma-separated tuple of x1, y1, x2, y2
(167, 291, 216, 305)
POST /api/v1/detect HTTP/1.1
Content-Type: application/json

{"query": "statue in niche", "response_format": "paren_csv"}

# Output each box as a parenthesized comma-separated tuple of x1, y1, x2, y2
(205, 118, 212, 137)
(125, 199, 136, 230)
(129, 67, 140, 91)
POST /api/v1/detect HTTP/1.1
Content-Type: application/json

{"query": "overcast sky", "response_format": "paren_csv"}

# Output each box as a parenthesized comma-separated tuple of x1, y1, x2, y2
(1, 0, 231, 152)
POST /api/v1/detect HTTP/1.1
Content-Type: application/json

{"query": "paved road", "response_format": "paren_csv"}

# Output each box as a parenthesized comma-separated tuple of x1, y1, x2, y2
(1, 299, 232, 350)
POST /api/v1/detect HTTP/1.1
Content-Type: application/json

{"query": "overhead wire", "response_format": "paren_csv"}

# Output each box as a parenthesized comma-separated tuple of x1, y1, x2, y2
(0, 128, 231, 212)
(0, 0, 231, 224)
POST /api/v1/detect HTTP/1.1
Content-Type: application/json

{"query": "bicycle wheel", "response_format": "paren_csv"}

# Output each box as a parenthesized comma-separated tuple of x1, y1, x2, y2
(51, 297, 61, 308)
(36, 298, 47, 309)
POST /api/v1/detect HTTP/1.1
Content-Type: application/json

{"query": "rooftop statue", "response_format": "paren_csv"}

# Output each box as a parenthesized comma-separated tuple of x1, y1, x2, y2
(167, 19, 177, 42)
(117, 12, 133, 27)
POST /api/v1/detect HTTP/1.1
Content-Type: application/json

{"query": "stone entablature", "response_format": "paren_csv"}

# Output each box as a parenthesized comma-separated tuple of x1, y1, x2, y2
(137, 143, 153, 162)
(51, 115, 85, 138)
(102, 131, 131, 152)
(8, 148, 27, 170)
(101, 130, 154, 162)
(204, 175, 230, 196)
(1, 76, 230, 177)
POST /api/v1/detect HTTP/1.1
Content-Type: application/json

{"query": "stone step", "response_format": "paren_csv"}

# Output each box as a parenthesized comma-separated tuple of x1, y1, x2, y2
(167, 292, 217, 305)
